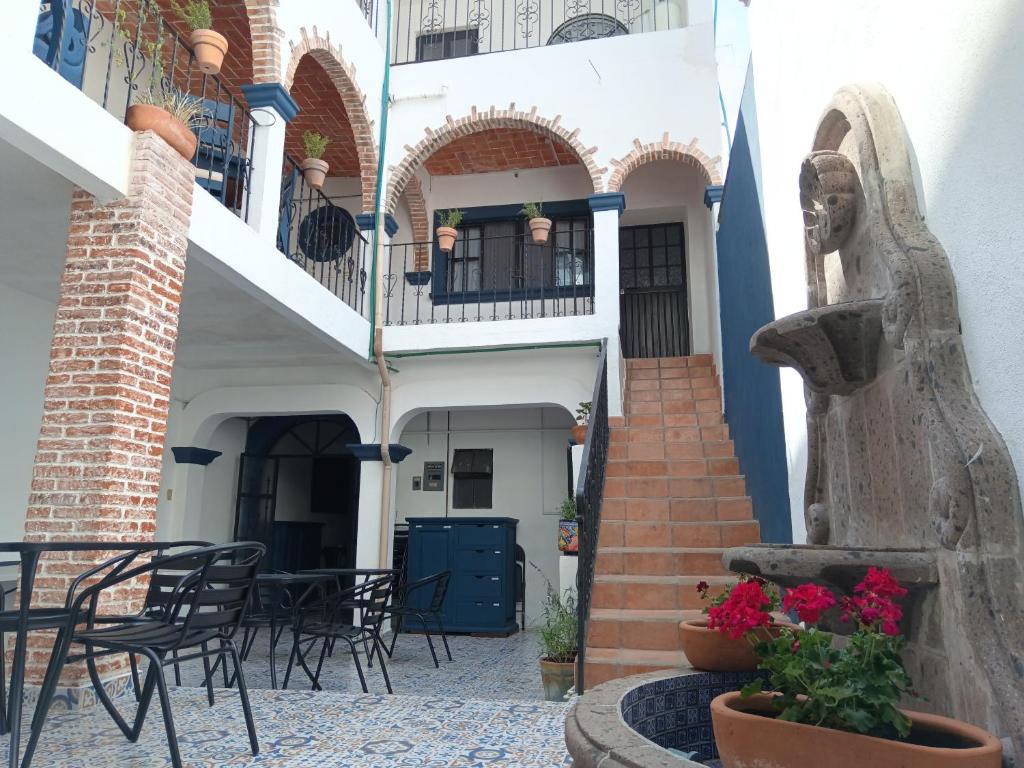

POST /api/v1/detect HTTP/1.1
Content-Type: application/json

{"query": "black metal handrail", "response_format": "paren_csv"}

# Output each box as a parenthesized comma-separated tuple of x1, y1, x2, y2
(392, 0, 684, 64)
(383, 229, 594, 325)
(33, 0, 258, 222)
(356, 0, 379, 34)
(279, 154, 369, 316)
(575, 340, 609, 694)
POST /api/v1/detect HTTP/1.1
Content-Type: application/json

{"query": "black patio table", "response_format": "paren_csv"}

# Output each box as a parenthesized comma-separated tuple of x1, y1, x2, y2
(0, 540, 208, 768)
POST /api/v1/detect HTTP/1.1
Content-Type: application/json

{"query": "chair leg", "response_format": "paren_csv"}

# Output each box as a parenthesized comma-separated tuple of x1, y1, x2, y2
(386, 614, 403, 658)
(345, 637, 369, 693)
(20, 626, 73, 766)
(146, 649, 184, 768)
(416, 612, 439, 668)
(282, 636, 298, 690)
(293, 637, 323, 691)
(0, 629, 7, 736)
(171, 650, 182, 687)
(225, 640, 259, 757)
(129, 652, 142, 702)
(201, 643, 216, 706)
(435, 616, 453, 662)
(311, 638, 330, 691)
(370, 634, 393, 695)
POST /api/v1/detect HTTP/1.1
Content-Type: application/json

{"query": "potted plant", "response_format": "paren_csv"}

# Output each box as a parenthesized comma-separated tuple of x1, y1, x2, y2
(521, 202, 552, 244)
(680, 575, 794, 672)
(126, 90, 203, 160)
(300, 131, 330, 190)
(435, 209, 463, 252)
(172, 0, 227, 75)
(571, 401, 591, 445)
(711, 568, 1003, 767)
(558, 496, 578, 554)
(533, 564, 577, 702)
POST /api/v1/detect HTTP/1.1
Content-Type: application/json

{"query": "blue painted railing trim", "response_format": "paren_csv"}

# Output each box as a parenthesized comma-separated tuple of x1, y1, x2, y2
(171, 447, 223, 466)
(704, 185, 724, 209)
(356, 212, 399, 236)
(347, 443, 413, 462)
(240, 83, 300, 123)
(587, 192, 626, 213)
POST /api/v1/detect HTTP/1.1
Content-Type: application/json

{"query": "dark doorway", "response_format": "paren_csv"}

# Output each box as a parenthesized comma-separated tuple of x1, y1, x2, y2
(234, 416, 360, 572)
(619, 223, 690, 358)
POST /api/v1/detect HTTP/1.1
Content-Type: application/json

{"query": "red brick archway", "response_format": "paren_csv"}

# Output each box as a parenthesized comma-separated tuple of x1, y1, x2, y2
(385, 106, 605, 215)
(607, 134, 723, 191)
(399, 175, 431, 270)
(243, 0, 282, 85)
(284, 29, 379, 212)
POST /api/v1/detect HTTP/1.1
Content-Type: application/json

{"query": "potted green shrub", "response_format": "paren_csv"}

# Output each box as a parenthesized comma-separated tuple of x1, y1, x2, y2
(521, 201, 552, 244)
(710, 568, 1003, 767)
(436, 209, 463, 252)
(571, 401, 591, 445)
(533, 565, 577, 702)
(126, 90, 203, 160)
(300, 131, 330, 190)
(558, 496, 578, 553)
(172, 0, 227, 75)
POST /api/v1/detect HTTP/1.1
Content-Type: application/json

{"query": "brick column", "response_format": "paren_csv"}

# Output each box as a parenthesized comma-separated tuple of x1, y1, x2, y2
(22, 130, 195, 686)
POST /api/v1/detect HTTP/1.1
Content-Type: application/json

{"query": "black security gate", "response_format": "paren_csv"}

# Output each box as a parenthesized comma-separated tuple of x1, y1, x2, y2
(619, 223, 689, 358)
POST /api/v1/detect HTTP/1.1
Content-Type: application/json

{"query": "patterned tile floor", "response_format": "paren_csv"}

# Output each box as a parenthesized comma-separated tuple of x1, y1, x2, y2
(4, 631, 574, 767)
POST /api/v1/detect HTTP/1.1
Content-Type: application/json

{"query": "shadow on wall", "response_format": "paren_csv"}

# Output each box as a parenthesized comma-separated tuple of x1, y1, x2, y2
(715, 104, 792, 543)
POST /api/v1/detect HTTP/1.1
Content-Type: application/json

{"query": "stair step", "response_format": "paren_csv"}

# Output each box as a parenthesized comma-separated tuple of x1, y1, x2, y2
(587, 608, 705, 651)
(606, 458, 741, 478)
(603, 475, 748, 501)
(598, 519, 761, 548)
(590, 574, 733, 611)
(610, 425, 730, 443)
(601, 497, 754, 523)
(594, 547, 727, 577)
(607, 440, 736, 462)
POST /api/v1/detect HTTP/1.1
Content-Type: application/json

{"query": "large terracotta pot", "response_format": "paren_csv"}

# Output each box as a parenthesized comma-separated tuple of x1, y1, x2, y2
(528, 216, 552, 244)
(711, 692, 1003, 768)
(126, 104, 197, 160)
(436, 226, 458, 253)
(190, 29, 229, 75)
(680, 619, 795, 672)
(571, 424, 588, 445)
(300, 158, 329, 190)
(540, 658, 575, 702)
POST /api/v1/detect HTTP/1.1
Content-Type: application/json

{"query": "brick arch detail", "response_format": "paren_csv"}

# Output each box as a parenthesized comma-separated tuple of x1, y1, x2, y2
(606, 134, 723, 191)
(385, 106, 606, 215)
(399, 175, 431, 271)
(243, 0, 283, 85)
(285, 28, 379, 212)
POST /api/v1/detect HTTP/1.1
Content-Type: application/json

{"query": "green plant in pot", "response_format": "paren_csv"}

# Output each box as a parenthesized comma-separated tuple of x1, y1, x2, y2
(126, 89, 203, 160)
(557, 496, 578, 554)
(531, 563, 577, 702)
(300, 131, 330, 190)
(521, 201, 552, 244)
(171, 0, 227, 75)
(436, 209, 463, 252)
(710, 568, 1003, 767)
(571, 401, 591, 445)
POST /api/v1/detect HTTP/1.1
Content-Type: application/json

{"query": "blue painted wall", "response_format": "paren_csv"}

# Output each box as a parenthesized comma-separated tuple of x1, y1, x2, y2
(716, 73, 792, 544)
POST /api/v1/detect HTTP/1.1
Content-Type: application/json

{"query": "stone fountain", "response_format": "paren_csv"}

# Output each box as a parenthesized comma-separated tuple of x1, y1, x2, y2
(726, 83, 1024, 763)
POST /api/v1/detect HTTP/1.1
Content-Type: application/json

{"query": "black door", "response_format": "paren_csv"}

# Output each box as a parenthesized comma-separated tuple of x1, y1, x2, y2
(234, 453, 279, 555)
(619, 223, 689, 358)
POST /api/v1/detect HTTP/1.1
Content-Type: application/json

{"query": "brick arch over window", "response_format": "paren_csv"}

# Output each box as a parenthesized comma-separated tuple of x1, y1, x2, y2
(243, 0, 283, 84)
(385, 106, 606, 215)
(607, 134, 723, 191)
(284, 29, 379, 212)
(400, 175, 431, 271)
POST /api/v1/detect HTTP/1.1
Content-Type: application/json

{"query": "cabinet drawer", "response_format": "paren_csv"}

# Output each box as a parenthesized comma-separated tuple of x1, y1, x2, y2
(456, 572, 504, 599)
(455, 600, 507, 628)
(456, 523, 506, 547)
(456, 547, 505, 572)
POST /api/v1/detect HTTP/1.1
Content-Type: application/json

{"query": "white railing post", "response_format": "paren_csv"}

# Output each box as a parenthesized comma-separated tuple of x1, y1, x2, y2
(588, 193, 625, 418)
(240, 85, 299, 245)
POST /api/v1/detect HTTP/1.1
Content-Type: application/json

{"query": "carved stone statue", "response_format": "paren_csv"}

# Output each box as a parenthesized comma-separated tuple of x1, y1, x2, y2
(740, 84, 1024, 763)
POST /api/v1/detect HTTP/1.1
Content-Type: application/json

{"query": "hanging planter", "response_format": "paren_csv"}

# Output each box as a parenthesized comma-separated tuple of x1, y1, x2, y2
(436, 209, 463, 253)
(300, 130, 330, 190)
(521, 202, 552, 244)
(571, 401, 591, 445)
(558, 497, 578, 553)
(172, 1, 228, 75)
(126, 91, 202, 160)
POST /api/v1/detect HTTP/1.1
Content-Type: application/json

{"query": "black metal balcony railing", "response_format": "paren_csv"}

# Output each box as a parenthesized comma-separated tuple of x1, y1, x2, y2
(33, 0, 258, 222)
(382, 229, 594, 326)
(392, 0, 684, 64)
(279, 155, 369, 316)
(356, 0, 379, 34)
(575, 339, 608, 694)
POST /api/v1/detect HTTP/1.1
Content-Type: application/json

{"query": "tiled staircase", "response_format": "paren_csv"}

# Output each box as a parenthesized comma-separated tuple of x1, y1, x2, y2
(584, 355, 761, 687)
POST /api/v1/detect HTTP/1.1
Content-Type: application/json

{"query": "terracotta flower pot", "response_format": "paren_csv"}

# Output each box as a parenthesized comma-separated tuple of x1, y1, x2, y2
(680, 619, 795, 672)
(711, 692, 1003, 768)
(539, 658, 575, 702)
(300, 158, 329, 190)
(528, 216, 552, 244)
(571, 424, 588, 445)
(190, 29, 228, 75)
(559, 520, 578, 553)
(436, 226, 458, 253)
(125, 104, 197, 160)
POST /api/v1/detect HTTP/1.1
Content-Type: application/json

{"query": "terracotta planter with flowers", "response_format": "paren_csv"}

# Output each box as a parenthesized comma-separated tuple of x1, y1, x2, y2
(680, 618, 794, 672)
(436, 226, 458, 253)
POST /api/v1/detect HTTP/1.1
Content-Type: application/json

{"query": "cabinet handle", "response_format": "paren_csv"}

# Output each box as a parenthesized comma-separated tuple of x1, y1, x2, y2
(491, 577, 499, 581)
(443, 525, 452, 529)
(494, 550, 501, 554)
(492, 603, 500, 607)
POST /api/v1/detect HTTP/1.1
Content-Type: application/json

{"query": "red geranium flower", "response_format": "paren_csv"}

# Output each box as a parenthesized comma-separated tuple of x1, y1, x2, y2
(840, 568, 906, 635)
(707, 580, 772, 640)
(782, 583, 836, 624)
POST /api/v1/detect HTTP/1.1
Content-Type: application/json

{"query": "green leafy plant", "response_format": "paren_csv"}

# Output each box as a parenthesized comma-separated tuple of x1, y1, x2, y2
(559, 496, 577, 521)
(520, 201, 545, 220)
(531, 562, 577, 663)
(135, 89, 203, 127)
(302, 131, 330, 160)
(437, 209, 464, 228)
(109, 0, 167, 82)
(171, 0, 213, 30)
(575, 401, 592, 426)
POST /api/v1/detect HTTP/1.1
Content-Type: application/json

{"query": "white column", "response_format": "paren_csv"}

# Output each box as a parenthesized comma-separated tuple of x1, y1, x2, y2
(355, 461, 384, 569)
(591, 205, 624, 418)
(245, 105, 288, 243)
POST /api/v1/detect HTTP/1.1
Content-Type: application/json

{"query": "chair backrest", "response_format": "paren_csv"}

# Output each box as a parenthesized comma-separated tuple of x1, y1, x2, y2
(277, 167, 299, 254)
(357, 573, 394, 632)
(426, 571, 451, 613)
(195, 97, 236, 153)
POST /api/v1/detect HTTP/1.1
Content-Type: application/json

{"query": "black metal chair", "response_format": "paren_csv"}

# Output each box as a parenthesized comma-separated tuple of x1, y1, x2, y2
(283, 573, 394, 694)
(381, 570, 453, 668)
(514, 544, 527, 629)
(21, 542, 266, 768)
(0, 560, 22, 735)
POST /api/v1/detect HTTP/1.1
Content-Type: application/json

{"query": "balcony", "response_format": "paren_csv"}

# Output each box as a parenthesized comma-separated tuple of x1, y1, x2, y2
(391, 0, 687, 64)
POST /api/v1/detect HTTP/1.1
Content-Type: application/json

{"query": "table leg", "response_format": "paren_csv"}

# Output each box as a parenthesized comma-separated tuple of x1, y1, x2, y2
(268, 615, 278, 690)
(7, 551, 40, 768)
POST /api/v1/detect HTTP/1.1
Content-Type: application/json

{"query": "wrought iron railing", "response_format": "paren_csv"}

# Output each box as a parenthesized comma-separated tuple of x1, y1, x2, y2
(356, 0, 379, 34)
(575, 340, 609, 694)
(279, 155, 369, 316)
(33, 0, 258, 222)
(391, 0, 686, 64)
(382, 229, 594, 325)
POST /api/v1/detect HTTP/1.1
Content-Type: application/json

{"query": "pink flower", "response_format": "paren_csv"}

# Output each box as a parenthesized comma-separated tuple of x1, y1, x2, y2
(782, 583, 836, 624)
(839, 568, 906, 635)
(707, 580, 772, 640)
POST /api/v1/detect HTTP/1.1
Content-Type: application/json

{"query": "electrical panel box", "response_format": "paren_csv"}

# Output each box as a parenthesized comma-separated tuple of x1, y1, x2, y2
(423, 461, 445, 491)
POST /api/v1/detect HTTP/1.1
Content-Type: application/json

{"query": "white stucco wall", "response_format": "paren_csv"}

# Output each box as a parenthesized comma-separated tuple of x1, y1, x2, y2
(748, 0, 1024, 541)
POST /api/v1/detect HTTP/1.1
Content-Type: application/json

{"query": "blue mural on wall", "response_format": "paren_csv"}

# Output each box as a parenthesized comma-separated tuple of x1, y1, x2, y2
(715, 72, 792, 544)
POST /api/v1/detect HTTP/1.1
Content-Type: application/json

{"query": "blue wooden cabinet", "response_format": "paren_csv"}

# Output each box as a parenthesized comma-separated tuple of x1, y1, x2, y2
(405, 517, 518, 634)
